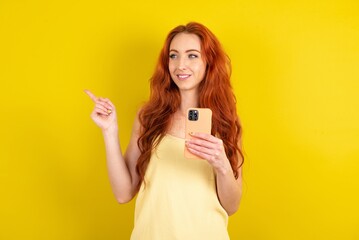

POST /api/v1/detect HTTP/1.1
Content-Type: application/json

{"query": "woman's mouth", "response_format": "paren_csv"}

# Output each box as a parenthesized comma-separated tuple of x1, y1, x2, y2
(177, 74, 191, 80)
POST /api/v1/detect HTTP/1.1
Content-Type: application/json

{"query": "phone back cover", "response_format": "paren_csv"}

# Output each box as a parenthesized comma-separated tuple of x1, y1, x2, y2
(184, 108, 212, 159)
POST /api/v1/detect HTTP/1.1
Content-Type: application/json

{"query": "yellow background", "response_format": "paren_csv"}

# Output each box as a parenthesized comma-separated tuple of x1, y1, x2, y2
(1, 0, 358, 239)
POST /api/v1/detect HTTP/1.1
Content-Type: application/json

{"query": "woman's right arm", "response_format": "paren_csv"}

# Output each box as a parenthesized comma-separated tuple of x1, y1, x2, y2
(85, 90, 141, 203)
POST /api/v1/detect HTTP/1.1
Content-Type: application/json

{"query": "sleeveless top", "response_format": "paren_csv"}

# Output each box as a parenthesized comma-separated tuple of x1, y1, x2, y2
(130, 134, 229, 240)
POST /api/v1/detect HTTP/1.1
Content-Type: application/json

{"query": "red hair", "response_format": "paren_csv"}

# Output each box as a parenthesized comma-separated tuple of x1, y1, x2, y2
(137, 22, 244, 191)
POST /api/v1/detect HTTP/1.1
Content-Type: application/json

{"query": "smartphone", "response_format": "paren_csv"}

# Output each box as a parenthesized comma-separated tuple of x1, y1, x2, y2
(184, 108, 212, 159)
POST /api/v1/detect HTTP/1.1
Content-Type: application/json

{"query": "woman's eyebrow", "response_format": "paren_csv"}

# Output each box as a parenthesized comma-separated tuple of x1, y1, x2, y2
(186, 49, 201, 53)
(169, 49, 201, 53)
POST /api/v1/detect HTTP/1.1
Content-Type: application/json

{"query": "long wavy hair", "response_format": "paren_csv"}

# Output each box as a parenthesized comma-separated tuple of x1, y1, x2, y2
(136, 22, 244, 191)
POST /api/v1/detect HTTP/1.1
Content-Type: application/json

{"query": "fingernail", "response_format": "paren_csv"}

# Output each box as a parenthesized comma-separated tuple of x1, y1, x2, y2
(107, 109, 112, 113)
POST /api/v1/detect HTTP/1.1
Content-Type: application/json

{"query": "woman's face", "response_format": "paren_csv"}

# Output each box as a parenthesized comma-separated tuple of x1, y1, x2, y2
(168, 33, 206, 93)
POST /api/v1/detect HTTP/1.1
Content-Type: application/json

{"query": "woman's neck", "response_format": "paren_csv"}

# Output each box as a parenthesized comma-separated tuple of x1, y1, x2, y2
(178, 90, 199, 116)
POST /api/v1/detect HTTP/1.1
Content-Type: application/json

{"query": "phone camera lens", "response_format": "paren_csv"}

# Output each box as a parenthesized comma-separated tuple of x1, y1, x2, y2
(193, 110, 198, 120)
(188, 109, 199, 121)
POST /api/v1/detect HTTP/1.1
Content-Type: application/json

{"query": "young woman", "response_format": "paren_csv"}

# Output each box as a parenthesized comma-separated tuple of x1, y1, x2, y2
(85, 22, 244, 239)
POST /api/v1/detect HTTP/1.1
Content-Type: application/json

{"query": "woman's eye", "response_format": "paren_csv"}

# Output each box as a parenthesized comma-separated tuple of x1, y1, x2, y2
(169, 54, 177, 59)
(189, 54, 198, 59)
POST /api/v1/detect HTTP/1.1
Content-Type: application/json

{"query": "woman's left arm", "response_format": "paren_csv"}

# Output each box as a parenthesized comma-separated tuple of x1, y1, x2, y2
(185, 132, 242, 216)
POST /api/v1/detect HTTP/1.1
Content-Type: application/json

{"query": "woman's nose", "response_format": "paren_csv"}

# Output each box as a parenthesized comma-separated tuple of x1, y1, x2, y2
(178, 57, 187, 70)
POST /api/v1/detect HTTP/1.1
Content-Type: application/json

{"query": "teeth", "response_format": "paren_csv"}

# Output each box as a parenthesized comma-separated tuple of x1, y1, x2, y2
(178, 74, 190, 79)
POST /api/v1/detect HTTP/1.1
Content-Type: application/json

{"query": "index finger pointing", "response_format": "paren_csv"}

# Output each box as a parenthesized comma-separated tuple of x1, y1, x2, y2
(84, 89, 98, 102)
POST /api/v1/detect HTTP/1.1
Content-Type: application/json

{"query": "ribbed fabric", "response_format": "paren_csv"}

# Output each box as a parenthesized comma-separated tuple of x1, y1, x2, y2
(130, 134, 229, 240)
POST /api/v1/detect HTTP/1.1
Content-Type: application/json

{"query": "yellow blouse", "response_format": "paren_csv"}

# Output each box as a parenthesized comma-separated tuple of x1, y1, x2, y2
(130, 134, 229, 240)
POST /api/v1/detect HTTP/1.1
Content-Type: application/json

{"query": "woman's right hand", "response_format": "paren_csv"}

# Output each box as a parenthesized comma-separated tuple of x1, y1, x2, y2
(84, 89, 118, 133)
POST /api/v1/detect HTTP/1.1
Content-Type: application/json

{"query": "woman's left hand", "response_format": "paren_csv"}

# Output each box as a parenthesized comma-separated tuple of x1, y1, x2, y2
(185, 132, 231, 174)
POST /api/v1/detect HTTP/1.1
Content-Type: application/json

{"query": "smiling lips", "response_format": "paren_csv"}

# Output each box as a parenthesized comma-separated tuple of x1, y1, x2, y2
(177, 74, 191, 80)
